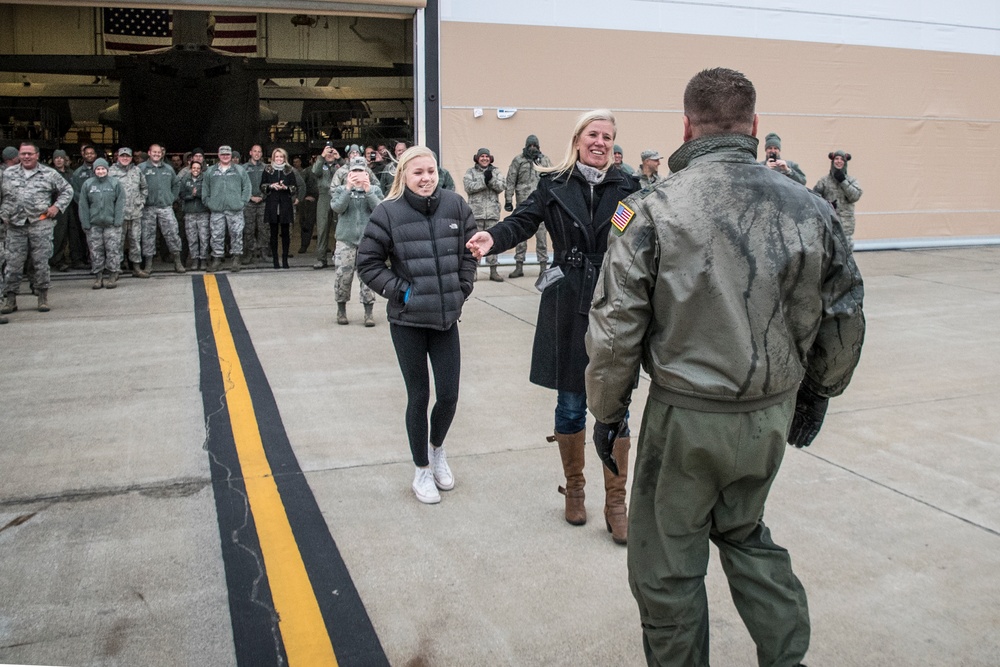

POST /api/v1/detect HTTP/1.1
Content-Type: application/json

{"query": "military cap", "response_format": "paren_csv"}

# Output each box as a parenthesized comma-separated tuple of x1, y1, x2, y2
(349, 156, 368, 171)
(2, 146, 17, 161)
(117, 147, 132, 156)
(640, 150, 662, 161)
(218, 145, 233, 155)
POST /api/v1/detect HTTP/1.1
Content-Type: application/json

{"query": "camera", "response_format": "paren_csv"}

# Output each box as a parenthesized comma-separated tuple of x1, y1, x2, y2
(766, 151, 779, 162)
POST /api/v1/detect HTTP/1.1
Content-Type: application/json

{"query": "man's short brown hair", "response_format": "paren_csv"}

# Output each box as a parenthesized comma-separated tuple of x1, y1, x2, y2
(683, 68, 756, 136)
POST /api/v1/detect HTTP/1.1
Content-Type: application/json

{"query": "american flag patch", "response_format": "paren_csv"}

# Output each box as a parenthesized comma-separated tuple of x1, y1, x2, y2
(611, 202, 635, 233)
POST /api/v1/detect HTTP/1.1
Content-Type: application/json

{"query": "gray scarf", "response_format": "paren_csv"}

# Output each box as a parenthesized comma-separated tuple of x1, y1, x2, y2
(576, 161, 606, 185)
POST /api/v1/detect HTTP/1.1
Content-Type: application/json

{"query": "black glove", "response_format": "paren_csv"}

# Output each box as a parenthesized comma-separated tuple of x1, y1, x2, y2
(787, 384, 829, 448)
(833, 168, 846, 183)
(504, 202, 513, 212)
(593, 420, 623, 475)
(483, 166, 494, 183)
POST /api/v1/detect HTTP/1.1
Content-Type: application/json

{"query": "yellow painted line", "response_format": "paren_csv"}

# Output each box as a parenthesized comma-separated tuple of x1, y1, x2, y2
(204, 275, 338, 667)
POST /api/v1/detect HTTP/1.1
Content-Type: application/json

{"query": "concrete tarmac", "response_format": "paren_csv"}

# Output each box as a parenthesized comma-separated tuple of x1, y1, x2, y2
(1, 247, 998, 666)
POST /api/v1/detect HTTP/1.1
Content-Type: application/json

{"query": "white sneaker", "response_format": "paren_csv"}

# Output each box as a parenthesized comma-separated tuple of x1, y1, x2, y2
(430, 445, 455, 491)
(412, 467, 441, 504)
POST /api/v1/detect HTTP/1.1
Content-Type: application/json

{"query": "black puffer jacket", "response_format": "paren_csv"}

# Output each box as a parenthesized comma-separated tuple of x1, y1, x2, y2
(358, 187, 478, 330)
(487, 165, 639, 392)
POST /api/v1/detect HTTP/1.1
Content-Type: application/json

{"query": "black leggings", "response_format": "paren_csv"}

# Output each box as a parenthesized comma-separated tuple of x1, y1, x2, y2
(389, 322, 461, 467)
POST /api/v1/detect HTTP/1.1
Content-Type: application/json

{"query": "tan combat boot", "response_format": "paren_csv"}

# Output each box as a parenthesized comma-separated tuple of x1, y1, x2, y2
(142, 256, 154, 275)
(173, 253, 186, 274)
(489, 265, 504, 282)
(603, 436, 631, 545)
(1, 294, 17, 314)
(105, 272, 119, 289)
(336, 302, 348, 325)
(363, 303, 375, 327)
(92, 272, 104, 289)
(230, 255, 241, 273)
(508, 261, 524, 278)
(37, 289, 50, 312)
(550, 430, 587, 525)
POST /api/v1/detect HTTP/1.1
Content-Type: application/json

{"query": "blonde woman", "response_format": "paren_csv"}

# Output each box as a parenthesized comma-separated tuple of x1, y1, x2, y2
(357, 147, 478, 504)
(466, 110, 640, 544)
(260, 147, 299, 268)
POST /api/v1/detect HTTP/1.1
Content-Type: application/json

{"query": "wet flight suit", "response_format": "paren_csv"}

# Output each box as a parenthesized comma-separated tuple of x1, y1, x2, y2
(585, 133, 866, 666)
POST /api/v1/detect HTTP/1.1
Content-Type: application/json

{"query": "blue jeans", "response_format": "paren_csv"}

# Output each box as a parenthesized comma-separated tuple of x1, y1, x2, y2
(555, 390, 630, 436)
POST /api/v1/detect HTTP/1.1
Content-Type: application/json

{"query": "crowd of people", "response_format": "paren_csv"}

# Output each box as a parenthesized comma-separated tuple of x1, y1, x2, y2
(2, 69, 868, 664)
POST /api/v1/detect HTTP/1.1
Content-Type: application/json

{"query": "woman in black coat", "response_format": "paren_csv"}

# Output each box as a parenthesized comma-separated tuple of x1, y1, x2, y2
(357, 146, 478, 505)
(466, 109, 640, 544)
(260, 147, 299, 269)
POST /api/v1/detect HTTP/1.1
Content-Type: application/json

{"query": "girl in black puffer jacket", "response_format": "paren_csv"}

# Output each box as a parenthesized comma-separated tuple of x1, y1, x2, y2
(357, 146, 478, 505)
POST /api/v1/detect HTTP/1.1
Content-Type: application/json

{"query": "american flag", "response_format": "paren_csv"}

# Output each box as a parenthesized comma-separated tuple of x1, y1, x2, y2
(611, 202, 635, 233)
(211, 13, 258, 55)
(103, 8, 173, 54)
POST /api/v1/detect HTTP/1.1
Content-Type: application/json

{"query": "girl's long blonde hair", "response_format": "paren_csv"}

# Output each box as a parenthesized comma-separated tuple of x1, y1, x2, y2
(540, 109, 618, 177)
(386, 145, 439, 200)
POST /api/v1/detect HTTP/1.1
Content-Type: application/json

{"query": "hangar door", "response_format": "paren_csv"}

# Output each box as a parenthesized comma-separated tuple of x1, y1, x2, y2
(0, 0, 436, 159)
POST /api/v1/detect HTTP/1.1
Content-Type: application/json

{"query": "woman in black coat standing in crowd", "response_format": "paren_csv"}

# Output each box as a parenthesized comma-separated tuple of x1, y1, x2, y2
(260, 147, 299, 268)
(466, 109, 640, 544)
(357, 146, 478, 505)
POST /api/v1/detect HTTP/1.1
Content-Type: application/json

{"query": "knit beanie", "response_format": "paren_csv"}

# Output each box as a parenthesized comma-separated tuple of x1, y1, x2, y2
(613, 144, 624, 155)
(828, 149, 851, 175)
(475, 147, 491, 159)
(2, 146, 17, 161)
(53, 149, 69, 159)
(764, 133, 781, 150)
(93, 158, 109, 170)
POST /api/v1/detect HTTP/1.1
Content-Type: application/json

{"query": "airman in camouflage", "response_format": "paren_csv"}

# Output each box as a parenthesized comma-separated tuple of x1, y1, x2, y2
(179, 161, 211, 270)
(242, 144, 268, 262)
(108, 147, 149, 277)
(637, 149, 664, 189)
(139, 144, 184, 274)
(310, 144, 345, 268)
(463, 148, 505, 281)
(505, 135, 552, 277)
(79, 158, 125, 288)
(0, 142, 74, 314)
(761, 132, 807, 185)
(813, 149, 863, 248)
(201, 145, 252, 272)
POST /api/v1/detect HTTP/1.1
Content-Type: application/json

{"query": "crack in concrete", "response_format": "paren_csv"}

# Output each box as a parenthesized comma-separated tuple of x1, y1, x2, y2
(0, 479, 209, 509)
(199, 312, 286, 666)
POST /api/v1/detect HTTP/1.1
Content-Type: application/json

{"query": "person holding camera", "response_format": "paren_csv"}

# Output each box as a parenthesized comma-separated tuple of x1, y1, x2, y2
(760, 132, 806, 184)
(331, 156, 384, 325)
(463, 148, 506, 282)
(813, 149, 863, 248)
(310, 143, 343, 268)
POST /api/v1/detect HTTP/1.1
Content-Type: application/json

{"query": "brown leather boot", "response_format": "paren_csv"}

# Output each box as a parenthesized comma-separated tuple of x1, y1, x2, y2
(603, 436, 631, 545)
(549, 430, 586, 525)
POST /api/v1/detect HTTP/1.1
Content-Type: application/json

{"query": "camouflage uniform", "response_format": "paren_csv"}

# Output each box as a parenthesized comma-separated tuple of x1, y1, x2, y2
(505, 145, 552, 265)
(108, 161, 148, 265)
(179, 172, 210, 260)
(79, 174, 125, 274)
(139, 160, 183, 258)
(586, 133, 865, 667)
(638, 172, 662, 189)
(202, 163, 251, 258)
(242, 159, 267, 259)
(330, 181, 383, 304)
(813, 151, 863, 247)
(463, 162, 505, 267)
(0, 162, 74, 296)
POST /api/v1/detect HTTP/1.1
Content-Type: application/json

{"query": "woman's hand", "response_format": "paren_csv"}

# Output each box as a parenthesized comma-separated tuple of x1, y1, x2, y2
(466, 232, 494, 259)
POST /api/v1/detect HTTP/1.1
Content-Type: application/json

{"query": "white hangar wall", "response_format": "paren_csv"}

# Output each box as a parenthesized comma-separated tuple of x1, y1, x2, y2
(439, 1, 1000, 245)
